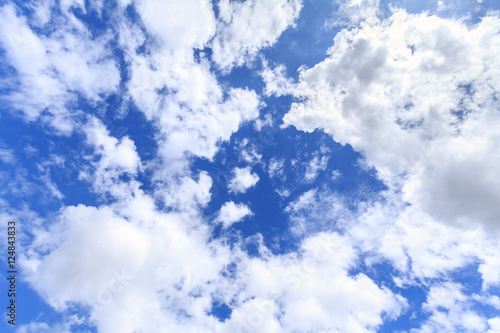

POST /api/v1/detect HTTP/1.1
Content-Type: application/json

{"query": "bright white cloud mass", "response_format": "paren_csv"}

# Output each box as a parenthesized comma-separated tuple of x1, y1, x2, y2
(217, 201, 253, 228)
(0, 0, 499, 332)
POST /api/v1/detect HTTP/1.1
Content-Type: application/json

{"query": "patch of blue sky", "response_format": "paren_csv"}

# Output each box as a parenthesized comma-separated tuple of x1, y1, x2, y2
(0, 115, 69, 213)
(0, 280, 70, 332)
(195, 108, 386, 257)
(261, 0, 339, 77)
(209, 300, 232, 322)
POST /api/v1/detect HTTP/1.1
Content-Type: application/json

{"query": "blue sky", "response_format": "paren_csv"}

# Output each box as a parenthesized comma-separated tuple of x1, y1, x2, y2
(1, 0, 500, 332)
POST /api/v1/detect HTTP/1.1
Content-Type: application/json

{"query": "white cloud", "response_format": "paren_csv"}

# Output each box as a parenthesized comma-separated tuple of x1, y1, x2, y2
(328, 0, 381, 27)
(253, 113, 274, 131)
(0, 4, 120, 133)
(346, 191, 500, 283)
(304, 155, 329, 182)
(479, 248, 500, 289)
(275, 188, 291, 198)
(212, 0, 303, 71)
(331, 169, 342, 180)
(20, 184, 413, 333)
(261, 61, 296, 97)
(285, 189, 349, 235)
(16, 321, 70, 333)
(282, 184, 500, 304)
(280, 9, 500, 233)
(411, 282, 488, 333)
(159, 172, 214, 215)
(239, 139, 263, 164)
(78, 117, 141, 198)
(22, 205, 151, 310)
(226, 232, 407, 332)
(25, 0, 55, 27)
(21, 194, 236, 333)
(268, 157, 285, 180)
(268, 8, 500, 328)
(135, 0, 216, 52)
(228, 166, 260, 194)
(217, 201, 253, 228)
(0, 147, 15, 164)
(122, 1, 262, 176)
(7, 1, 500, 332)
(489, 318, 500, 333)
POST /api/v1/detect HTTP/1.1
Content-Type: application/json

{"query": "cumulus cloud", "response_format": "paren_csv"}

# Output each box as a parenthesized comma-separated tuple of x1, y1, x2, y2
(77, 116, 141, 198)
(489, 318, 500, 333)
(212, 0, 303, 71)
(282, 184, 500, 301)
(17, 321, 71, 333)
(239, 139, 263, 164)
(122, 0, 262, 176)
(225, 232, 407, 332)
(279, 9, 500, 232)
(5, 1, 500, 332)
(228, 166, 260, 194)
(412, 282, 488, 332)
(217, 201, 253, 228)
(329, 0, 382, 27)
(0, 4, 120, 133)
(21, 194, 236, 332)
(261, 62, 296, 97)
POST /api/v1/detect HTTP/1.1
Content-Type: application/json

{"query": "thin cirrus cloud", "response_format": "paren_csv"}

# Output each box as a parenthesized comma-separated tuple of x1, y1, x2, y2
(0, 0, 499, 333)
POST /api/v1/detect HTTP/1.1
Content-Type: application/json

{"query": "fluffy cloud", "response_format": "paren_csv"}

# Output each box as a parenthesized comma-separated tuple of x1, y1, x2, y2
(0, 4, 120, 133)
(225, 232, 407, 332)
(212, 0, 303, 71)
(135, 0, 216, 51)
(279, 9, 500, 232)
(6, 1, 500, 332)
(228, 166, 260, 193)
(21, 193, 236, 332)
(122, 0, 262, 176)
(21, 185, 409, 333)
(282, 184, 500, 309)
(304, 155, 329, 182)
(489, 318, 500, 333)
(22, 204, 150, 310)
(217, 201, 253, 228)
(412, 282, 488, 332)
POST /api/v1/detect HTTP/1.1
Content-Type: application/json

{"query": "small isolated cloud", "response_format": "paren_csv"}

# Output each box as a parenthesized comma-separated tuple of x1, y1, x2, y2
(331, 169, 342, 180)
(228, 166, 260, 194)
(0, 148, 15, 164)
(268, 157, 285, 180)
(261, 61, 296, 97)
(304, 155, 329, 182)
(239, 139, 262, 164)
(217, 201, 253, 228)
